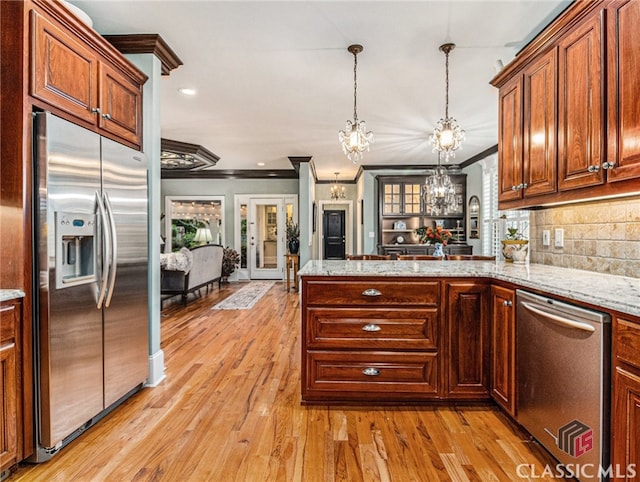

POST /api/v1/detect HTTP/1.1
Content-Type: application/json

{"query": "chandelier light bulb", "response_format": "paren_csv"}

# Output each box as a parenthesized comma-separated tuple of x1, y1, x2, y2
(338, 44, 373, 164)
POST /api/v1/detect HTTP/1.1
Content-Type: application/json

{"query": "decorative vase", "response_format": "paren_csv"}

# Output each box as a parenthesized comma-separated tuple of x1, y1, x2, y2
(288, 238, 299, 255)
(432, 243, 444, 257)
(501, 240, 529, 263)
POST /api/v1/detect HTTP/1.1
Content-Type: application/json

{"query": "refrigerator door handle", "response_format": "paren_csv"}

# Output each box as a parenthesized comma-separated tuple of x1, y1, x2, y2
(104, 192, 118, 308)
(95, 191, 110, 309)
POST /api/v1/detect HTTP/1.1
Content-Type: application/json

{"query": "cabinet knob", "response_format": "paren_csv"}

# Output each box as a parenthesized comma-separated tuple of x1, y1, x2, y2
(602, 161, 615, 170)
(587, 165, 600, 173)
(511, 185, 519, 191)
(503, 300, 513, 307)
(102, 113, 112, 120)
(521, 183, 528, 189)
(91, 108, 101, 114)
(362, 288, 382, 297)
(362, 323, 382, 332)
(362, 367, 380, 376)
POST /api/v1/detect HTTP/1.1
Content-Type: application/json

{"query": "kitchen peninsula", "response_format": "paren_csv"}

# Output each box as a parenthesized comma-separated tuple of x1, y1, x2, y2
(299, 259, 640, 477)
(300, 258, 637, 401)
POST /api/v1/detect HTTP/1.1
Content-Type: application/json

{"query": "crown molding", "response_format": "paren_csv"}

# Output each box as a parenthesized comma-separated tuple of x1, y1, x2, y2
(161, 169, 298, 180)
(104, 34, 183, 75)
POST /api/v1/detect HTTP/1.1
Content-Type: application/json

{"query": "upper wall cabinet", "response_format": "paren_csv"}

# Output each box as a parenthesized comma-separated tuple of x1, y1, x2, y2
(557, 12, 604, 191)
(29, 2, 146, 149)
(491, 0, 640, 209)
(498, 48, 557, 203)
(606, 0, 640, 183)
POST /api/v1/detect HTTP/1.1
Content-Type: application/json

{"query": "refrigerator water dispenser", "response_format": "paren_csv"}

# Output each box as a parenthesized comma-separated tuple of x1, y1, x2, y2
(55, 212, 97, 289)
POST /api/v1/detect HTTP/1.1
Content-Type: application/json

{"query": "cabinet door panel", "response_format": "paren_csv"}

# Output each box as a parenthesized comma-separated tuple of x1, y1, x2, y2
(607, 0, 640, 183)
(445, 282, 490, 398)
(523, 48, 557, 197)
(498, 77, 523, 202)
(31, 10, 98, 124)
(558, 13, 604, 191)
(0, 343, 18, 471)
(490, 286, 516, 416)
(612, 367, 640, 481)
(99, 63, 142, 146)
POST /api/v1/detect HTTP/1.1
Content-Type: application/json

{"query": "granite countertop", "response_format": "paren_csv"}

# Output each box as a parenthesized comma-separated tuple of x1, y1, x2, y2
(0, 289, 25, 302)
(298, 260, 640, 318)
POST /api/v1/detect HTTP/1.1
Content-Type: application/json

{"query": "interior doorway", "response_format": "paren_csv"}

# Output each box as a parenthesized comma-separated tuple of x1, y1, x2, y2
(318, 200, 353, 260)
(235, 195, 297, 281)
(323, 210, 345, 259)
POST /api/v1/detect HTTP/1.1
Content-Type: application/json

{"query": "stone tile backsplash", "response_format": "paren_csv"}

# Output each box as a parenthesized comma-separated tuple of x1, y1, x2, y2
(529, 195, 640, 278)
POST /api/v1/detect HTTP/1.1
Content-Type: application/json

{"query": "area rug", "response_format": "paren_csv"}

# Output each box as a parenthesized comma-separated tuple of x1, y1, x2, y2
(212, 281, 275, 310)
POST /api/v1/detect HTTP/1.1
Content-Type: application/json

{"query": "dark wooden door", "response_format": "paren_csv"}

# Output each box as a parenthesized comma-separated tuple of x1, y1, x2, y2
(323, 210, 345, 260)
(490, 285, 516, 417)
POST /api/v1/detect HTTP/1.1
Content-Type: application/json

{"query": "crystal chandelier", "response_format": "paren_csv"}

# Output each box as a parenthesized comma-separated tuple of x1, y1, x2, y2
(429, 43, 465, 161)
(423, 154, 458, 216)
(330, 172, 346, 200)
(338, 44, 373, 164)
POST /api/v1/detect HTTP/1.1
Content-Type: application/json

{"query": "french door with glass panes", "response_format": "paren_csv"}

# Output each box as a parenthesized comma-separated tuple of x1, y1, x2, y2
(249, 198, 285, 279)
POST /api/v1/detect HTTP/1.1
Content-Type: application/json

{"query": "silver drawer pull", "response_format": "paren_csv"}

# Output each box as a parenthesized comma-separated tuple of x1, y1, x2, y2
(362, 288, 382, 297)
(362, 367, 380, 376)
(362, 323, 381, 332)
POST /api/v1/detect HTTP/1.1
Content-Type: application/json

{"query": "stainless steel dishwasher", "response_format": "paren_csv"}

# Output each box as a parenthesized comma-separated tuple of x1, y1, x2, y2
(516, 290, 611, 481)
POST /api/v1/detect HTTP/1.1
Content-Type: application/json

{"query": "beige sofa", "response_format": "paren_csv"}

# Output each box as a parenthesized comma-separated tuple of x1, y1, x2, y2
(161, 244, 224, 305)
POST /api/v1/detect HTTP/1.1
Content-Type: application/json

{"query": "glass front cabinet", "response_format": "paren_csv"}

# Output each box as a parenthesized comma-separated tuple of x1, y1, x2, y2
(378, 175, 471, 257)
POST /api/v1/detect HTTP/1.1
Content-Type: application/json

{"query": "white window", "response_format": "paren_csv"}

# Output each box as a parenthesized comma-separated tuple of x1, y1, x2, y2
(481, 156, 529, 257)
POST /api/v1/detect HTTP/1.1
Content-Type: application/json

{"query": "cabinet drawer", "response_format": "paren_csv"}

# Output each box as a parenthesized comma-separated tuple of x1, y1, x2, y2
(306, 308, 438, 350)
(616, 316, 640, 370)
(304, 280, 439, 306)
(305, 351, 438, 397)
(0, 303, 18, 345)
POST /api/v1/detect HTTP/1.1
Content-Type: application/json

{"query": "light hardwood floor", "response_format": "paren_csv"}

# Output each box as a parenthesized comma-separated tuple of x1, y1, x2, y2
(11, 282, 562, 481)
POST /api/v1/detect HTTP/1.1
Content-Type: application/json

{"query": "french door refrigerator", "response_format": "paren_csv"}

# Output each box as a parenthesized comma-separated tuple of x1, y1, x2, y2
(32, 112, 148, 461)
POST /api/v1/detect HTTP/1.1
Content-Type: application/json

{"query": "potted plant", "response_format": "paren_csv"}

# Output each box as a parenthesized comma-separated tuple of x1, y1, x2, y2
(286, 220, 300, 254)
(501, 225, 529, 263)
(221, 246, 240, 282)
(415, 225, 455, 257)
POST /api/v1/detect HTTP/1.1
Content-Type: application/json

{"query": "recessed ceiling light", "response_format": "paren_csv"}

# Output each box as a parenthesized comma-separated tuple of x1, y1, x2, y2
(178, 88, 197, 96)
(257, 162, 265, 166)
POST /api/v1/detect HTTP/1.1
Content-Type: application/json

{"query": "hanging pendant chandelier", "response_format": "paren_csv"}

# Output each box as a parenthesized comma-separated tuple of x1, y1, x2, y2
(338, 44, 374, 164)
(429, 43, 465, 161)
(330, 172, 346, 200)
(423, 153, 458, 216)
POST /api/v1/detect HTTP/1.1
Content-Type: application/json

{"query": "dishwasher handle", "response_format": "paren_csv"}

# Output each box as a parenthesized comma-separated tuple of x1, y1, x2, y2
(520, 301, 596, 333)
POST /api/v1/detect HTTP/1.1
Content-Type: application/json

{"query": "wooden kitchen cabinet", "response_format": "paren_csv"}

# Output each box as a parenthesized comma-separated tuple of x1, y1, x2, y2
(490, 285, 516, 417)
(557, 12, 604, 191)
(0, 299, 23, 473)
(30, 4, 145, 148)
(492, 1, 640, 209)
(498, 49, 557, 203)
(444, 281, 490, 400)
(606, 0, 640, 183)
(301, 278, 441, 402)
(612, 315, 640, 479)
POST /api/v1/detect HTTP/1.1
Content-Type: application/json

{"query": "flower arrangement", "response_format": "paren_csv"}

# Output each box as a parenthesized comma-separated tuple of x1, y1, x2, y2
(505, 227, 525, 240)
(415, 225, 455, 245)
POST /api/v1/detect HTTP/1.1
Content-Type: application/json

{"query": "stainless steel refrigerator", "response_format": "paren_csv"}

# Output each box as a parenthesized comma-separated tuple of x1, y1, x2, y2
(32, 112, 148, 462)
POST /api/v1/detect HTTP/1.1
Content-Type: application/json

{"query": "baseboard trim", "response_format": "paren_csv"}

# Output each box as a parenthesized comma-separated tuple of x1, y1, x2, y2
(145, 349, 166, 387)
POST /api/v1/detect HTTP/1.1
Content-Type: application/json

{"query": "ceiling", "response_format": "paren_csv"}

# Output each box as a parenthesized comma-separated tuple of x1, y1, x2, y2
(72, 0, 570, 180)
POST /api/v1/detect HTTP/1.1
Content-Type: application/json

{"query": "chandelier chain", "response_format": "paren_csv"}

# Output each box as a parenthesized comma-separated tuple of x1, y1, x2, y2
(353, 50, 358, 122)
(444, 49, 449, 119)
